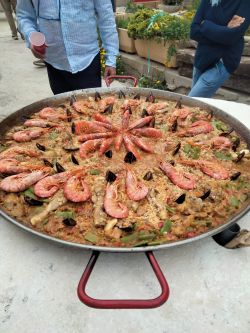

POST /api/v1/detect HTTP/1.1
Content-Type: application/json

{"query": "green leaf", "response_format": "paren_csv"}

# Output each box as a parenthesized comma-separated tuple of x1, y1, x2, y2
(183, 144, 200, 159)
(84, 232, 99, 244)
(166, 205, 175, 213)
(214, 151, 232, 161)
(0, 143, 7, 153)
(56, 210, 75, 219)
(49, 131, 58, 140)
(89, 169, 101, 175)
(138, 231, 156, 241)
(230, 197, 240, 208)
(121, 232, 138, 243)
(160, 220, 172, 234)
(212, 119, 228, 132)
(22, 187, 37, 200)
(161, 124, 168, 132)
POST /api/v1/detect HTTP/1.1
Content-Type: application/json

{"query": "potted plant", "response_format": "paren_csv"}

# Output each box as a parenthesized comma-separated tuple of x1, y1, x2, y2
(117, 17, 136, 54)
(128, 8, 191, 67)
(158, 0, 184, 13)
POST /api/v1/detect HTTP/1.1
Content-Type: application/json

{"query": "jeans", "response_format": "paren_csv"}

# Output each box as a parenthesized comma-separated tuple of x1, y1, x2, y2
(188, 60, 230, 98)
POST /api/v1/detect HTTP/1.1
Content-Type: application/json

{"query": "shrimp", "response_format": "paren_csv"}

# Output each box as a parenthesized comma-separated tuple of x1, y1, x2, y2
(159, 161, 196, 190)
(104, 181, 128, 219)
(122, 110, 131, 130)
(178, 120, 213, 137)
(79, 139, 102, 158)
(114, 134, 123, 151)
(0, 158, 49, 175)
(146, 102, 168, 115)
(78, 132, 114, 142)
(131, 128, 162, 138)
(126, 169, 148, 201)
(99, 138, 114, 155)
(99, 97, 116, 111)
(73, 100, 95, 114)
(39, 107, 68, 121)
(123, 134, 141, 160)
(74, 120, 107, 135)
(93, 113, 112, 124)
(179, 159, 229, 180)
(64, 173, 91, 202)
(0, 171, 48, 193)
(121, 99, 141, 110)
(13, 128, 50, 142)
(34, 171, 73, 198)
(171, 107, 191, 121)
(128, 116, 154, 130)
(130, 135, 154, 153)
(24, 119, 58, 128)
(211, 136, 232, 150)
(0, 146, 39, 159)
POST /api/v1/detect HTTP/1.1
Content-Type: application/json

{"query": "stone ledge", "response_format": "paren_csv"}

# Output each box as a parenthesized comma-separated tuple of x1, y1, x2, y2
(120, 51, 250, 104)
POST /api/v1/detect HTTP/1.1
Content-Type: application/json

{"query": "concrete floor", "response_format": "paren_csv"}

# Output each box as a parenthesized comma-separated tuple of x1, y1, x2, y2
(1, 16, 250, 333)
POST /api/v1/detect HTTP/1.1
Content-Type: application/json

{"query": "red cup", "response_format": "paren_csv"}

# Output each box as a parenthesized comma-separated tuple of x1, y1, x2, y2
(29, 31, 46, 54)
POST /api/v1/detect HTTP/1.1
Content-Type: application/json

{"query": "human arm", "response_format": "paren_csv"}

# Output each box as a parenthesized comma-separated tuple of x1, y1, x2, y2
(94, 0, 119, 78)
(190, 0, 212, 44)
(200, 0, 250, 45)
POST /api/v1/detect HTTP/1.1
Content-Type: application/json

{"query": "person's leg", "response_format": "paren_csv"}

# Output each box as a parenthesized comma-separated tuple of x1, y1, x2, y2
(188, 61, 230, 98)
(191, 66, 202, 89)
(0, 0, 18, 38)
(45, 63, 71, 95)
(65, 53, 102, 91)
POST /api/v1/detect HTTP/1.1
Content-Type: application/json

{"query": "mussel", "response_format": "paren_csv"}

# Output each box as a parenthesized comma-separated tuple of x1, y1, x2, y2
(118, 90, 126, 99)
(143, 171, 153, 181)
(56, 162, 66, 173)
(134, 93, 140, 100)
(232, 137, 240, 152)
(95, 91, 102, 101)
(104, 104, 113, 114)
(175, 193, 186, 204)
(24, 196, 44, 206)
(172, 142, 181, 156)
(124, 152, 137, 164)
(230, 172, 241, 181)
(171, 119, 178, 132)
(219, 128, 233, 137)
(141, 109, 149, 118)
(234, 151, 245, 163)
(63, 218, 77, 227)
(71, 122, 76, 134)
(106, 170, 117, 183)
(66, 109, 73, 122)
(36, 143, 46, 151)
(69, 94, 77, 106)
(104, 150, 113, 159)
(199, 189, 211, 201)
(71, 154, 79, 165)
(175, 98, 182, 109)
(146, 92, 155, 103)
(43, 159, 54, 168)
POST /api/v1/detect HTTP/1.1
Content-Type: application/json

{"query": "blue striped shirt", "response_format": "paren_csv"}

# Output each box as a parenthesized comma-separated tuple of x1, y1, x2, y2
(16, 0, 119, 73)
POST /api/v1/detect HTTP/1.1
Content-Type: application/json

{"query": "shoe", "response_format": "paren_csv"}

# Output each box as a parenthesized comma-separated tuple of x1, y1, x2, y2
(33, 59, 46, 67)
(17, 28, 25, 40)
(12, 35, 18, 40)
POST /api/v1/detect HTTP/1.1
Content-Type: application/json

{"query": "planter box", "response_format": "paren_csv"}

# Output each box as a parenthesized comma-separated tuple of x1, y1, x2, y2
(133, 1, 160, 9)
(118, 28, 136, 54)
(134, 38, 178, 67)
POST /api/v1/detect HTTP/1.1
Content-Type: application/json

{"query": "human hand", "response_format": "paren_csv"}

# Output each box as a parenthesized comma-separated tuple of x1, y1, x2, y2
(227, 15, 245, 28)
(31, 44, 46, 59)
(104, 66, 116, 79)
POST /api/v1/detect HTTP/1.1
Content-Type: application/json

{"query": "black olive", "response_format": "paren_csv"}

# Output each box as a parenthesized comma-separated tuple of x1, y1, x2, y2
(199, 189, 211, 200)
(149, 117, 155, 128)
(71, 122, 76, 134)
(124, 152, 136, 164)
(36, 143, 46, 151)
(106, 170, 117, 183)
(141, 109, 149, 118)
(104, 150, 112, 159)
(43, 159, 53, 168)
(234, 151, 245, 163)
(66, 109, 72, 122)
(63, 218, 77, 227)
(172, 142, 181, 156)
(71, 154, 79, 165)
(95, 91, 102, 101)
(56, 162, 66, 173)
(24, 196, 43, 206)
(175, 98, 182, 109)
(171, 119, 178, 132)
(146, 92, 155, 103)
(232, 137, 240, 152)
(134, 93, 140, 100)
(175, 193, 186, 204)
(143, 171, 153, 181)
(104, 104, 113, 114)
(127, 106, 132, 115)
(230, 172, 241, 181)
(118, 90, 126, 99)
(70, 94, 77, 106)
(219, 128, 233, 137)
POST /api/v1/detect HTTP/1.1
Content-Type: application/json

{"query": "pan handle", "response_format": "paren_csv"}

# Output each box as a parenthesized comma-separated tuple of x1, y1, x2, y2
(105, 75, 138, 87)
(77, 251, 170, 309)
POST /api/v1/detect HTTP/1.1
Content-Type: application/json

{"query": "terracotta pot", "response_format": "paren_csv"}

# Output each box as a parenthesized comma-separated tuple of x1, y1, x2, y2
(157, 4, 181, 13)
(118, 28, 136, 54)
(134, 39, 178, 67)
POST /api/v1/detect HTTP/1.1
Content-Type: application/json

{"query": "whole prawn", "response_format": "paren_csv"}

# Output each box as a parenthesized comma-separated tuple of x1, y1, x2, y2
(0, 171, 48, 192)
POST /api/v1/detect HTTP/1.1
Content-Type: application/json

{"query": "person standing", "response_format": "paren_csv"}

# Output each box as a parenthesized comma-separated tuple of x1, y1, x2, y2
(188, 0, 250, 98)
(0, 0, 18, 39)
(16, 0, 119, 95)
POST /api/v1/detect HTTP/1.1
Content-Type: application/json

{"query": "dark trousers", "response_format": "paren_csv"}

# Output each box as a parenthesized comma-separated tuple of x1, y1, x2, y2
(45, 53, 101, 95)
